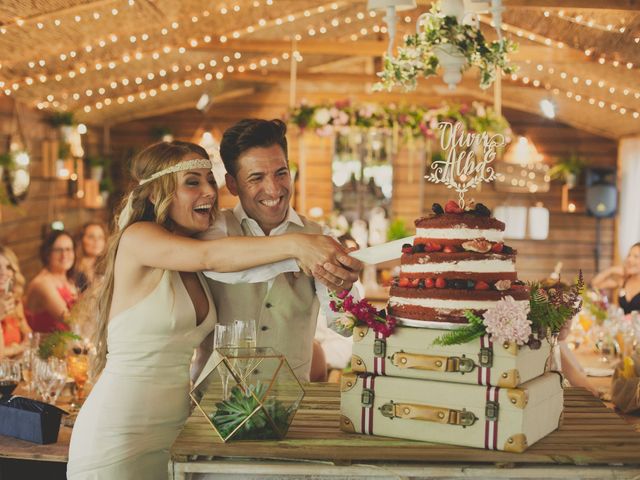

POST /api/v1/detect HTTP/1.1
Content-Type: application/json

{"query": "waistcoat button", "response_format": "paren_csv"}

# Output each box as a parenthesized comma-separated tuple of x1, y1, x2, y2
(265, 302, 273, 308)
(261, 325, 268, 331)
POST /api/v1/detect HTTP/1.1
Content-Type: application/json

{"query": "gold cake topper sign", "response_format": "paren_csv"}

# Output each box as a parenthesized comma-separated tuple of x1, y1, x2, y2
(426, 122, 506, 208)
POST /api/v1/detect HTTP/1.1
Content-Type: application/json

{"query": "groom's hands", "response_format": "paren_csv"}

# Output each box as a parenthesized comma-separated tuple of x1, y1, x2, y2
(313, 248, 364, 292)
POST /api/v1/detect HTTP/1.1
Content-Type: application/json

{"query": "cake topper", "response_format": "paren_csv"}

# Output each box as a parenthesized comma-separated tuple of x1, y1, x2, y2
(426, 122, 506, 208)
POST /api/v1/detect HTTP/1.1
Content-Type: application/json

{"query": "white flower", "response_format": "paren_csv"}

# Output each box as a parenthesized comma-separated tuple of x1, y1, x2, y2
(313, 108, 331, 126)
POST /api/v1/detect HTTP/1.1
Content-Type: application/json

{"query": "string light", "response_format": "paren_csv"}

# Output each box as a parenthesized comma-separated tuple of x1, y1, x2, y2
(544, 9, 632, 35)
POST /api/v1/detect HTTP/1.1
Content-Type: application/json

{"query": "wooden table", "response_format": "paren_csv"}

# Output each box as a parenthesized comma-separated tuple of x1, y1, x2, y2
(170, 384, 640, 480)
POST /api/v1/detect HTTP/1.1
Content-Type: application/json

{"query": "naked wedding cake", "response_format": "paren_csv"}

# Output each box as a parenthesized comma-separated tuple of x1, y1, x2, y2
(388, 200, 529, 324)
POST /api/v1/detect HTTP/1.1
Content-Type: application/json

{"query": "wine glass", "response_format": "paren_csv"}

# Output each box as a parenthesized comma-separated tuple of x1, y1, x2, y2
(213, 324, 237, 400)
(67, 351, 89, 410)
(0, 359, 21, 398)
(233, 320, 257, 381)
(20, 348, 36, 394)
(34, 357, 67, 405)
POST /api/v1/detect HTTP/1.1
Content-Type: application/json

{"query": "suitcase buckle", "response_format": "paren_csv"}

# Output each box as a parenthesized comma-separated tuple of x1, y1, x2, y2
(478, 347, 494, 368)
(373, 338, 386, 358)
(457, 357, 476, 373)
(361, 388, 375, 407)
(485, 400, 499, 421)
(450, 408, 477, 427)
(380, 402, 395, 419)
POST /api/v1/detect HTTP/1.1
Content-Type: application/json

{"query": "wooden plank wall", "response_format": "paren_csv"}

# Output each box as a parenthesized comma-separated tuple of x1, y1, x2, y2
(0, 97, 105, 282)
(109, 103, 617, 283)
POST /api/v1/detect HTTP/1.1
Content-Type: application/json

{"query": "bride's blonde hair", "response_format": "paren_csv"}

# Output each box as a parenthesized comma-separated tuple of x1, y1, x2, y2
(90, 140, 215, 376)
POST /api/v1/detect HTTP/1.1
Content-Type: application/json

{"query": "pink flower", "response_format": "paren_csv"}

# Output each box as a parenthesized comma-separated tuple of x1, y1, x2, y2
(482, 296, 531, 346)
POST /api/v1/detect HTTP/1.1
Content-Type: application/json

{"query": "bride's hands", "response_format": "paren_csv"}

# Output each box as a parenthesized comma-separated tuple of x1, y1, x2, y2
(294, 234, 347, 277)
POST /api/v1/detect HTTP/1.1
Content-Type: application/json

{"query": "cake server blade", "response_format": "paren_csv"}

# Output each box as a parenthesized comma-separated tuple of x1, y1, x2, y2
(348, 236, 415, 265)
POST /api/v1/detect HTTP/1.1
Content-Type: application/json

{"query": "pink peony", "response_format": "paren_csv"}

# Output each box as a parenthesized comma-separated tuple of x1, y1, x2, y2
(482, 296, 531, 346)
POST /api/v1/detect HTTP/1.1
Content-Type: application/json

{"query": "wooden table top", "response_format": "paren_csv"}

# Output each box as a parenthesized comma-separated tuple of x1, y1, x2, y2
(172, 384, 640, 467)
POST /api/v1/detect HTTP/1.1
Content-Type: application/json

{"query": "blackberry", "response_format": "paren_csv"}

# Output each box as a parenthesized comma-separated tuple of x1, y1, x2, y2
(413, 243, 426, 253)
(432, 203, 444, 215)
(502, 245, 514, 254)
(417, 279, 426, 289)
(527, 337, 542, 350)
(454, 280, 467, 289)
(474, 203, 491, 217)
(514, 279, 525, 286)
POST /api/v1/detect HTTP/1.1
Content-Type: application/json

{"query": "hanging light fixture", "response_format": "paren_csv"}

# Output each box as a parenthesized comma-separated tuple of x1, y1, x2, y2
(367, 0, 417, 58)
(495, 136, 550, 193)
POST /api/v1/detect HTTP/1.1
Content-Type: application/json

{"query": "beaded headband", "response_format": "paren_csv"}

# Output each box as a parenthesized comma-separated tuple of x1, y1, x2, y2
(138, 158, 213, 185)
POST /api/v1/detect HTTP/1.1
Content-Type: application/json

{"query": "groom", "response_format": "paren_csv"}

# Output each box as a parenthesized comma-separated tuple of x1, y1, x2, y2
(203, 118, 363, 381)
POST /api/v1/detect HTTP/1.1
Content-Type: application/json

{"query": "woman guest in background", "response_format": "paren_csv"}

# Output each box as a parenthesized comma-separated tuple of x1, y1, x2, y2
(75, 222, 107, 292)
(67, 140, 349, 480)
(592, 242, 640, 314)
(0, 245, 32, 358)
(24, 230, 78, 333)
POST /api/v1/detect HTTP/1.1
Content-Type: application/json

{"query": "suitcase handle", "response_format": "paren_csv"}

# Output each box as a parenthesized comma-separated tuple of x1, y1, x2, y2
(390, 352, 476, 373)
(380, 401, 478, 427)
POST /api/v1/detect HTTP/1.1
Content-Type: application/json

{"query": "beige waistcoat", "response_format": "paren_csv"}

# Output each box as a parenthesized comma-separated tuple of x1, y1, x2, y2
(205, 210, 322, 382)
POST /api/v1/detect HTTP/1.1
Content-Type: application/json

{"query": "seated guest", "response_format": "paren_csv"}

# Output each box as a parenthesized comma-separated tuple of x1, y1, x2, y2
(75, 222, 107, 292)
(592, 242, 640, 314)
(24, 230, 78, 332)
(0, 245, 31, 358)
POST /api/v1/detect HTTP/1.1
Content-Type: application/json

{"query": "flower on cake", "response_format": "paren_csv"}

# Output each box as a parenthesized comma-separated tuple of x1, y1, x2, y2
(482, 296, 531, 346)
(329, 290, 397, 338)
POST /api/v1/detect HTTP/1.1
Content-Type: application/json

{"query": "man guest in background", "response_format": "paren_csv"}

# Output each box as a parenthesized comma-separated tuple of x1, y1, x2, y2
(202, 118, 363, 381)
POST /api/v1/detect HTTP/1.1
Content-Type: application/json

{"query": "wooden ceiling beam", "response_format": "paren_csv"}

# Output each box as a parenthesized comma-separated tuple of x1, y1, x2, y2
(193, 40, 586, 63)
(502, 0, 640, 10)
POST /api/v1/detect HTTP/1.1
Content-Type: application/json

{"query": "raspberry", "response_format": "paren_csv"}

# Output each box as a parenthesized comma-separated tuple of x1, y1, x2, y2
(411, 278, 421, 288)
(432, 203, 444, 215)
(491, 242, 504, 253)
(425, 242, 442, 252)
(444, 200, 463, 214)
(425, 278, 435, 288)
(401, 244, 413, 254)
(475, 281, 490, 290)
(443, 245, 459, 253)
(398, 277, 411, 288)
(435, 277, 446, 289)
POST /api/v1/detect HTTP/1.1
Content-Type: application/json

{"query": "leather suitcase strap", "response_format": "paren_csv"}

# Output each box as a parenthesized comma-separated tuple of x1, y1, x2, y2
(380, 402, 478, 427)
(390, 352, 476, 373)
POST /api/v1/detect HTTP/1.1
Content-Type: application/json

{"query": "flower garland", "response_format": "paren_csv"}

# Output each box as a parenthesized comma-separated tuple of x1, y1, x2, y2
(288, 100, 510, 140)
(329, 290, 397, 338)
(434, 273, 584, 347)
(374, 3, 517, 92)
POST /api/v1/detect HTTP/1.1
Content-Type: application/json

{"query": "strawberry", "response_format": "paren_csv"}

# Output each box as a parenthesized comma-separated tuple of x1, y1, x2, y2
(443, 245, 459, 253)
(444, 200, 463, 214)
(401, 244, 413, 254)
(428, 242, 443, 252)
(398, 277, 411, 288)
(411, 278, 421, 288)
(475, 281, 490, 290)
(435, 277, 447, 289)
(491, 242, 504, 253)
(425, 278, 435, 288)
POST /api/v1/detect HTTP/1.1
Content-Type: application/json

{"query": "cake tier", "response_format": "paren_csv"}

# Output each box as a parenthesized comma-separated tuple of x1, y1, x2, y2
(388, 288, 530, 324)
(400, 252, 516, 275)
(415, 213, 505, 244)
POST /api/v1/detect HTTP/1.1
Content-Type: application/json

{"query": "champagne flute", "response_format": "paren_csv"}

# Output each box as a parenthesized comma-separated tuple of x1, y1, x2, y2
(213, 324, 237, 400)
(34, 357, 67, 405)
(233, 320, 257, 381)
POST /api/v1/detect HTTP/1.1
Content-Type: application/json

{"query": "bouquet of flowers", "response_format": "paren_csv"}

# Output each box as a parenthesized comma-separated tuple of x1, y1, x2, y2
(435, 273, 584, 347)
(329, 290, 397, 338)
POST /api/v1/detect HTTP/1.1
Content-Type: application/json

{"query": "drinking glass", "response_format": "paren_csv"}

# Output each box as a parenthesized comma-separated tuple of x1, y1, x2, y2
(233, 320, 257, 381)
(34, 357, 67, 405)
(0, 359, 21, 398)
(20, 348, 36, 394)
(213, 324, 237, 400)
(67, 352, 89, 409)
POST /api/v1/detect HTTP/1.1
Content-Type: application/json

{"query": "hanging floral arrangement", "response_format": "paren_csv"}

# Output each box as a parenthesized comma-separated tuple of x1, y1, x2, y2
(288, 99, 511, 141)
(374, 2, 517, 92)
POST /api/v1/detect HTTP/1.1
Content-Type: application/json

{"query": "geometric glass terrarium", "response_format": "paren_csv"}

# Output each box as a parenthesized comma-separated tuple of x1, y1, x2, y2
(190, 347, 305, 442)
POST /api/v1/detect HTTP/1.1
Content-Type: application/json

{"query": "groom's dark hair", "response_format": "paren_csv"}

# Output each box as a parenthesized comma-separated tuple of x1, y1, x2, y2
(220, 118, 288, 177)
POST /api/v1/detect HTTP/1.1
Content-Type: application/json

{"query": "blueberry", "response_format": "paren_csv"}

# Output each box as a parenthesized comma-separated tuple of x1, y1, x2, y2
(502, 245, 514, 254)
(466, 280, 476, 289)
(413, 243, 426, 253)
(432, 203, 444, 215)
(418, 279, 426, 289)
(527, 337, 542, 350)
(474, 203, 491, 217)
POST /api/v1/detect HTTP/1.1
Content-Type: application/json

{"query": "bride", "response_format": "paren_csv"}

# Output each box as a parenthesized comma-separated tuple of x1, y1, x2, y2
(67, 140, 347, 479)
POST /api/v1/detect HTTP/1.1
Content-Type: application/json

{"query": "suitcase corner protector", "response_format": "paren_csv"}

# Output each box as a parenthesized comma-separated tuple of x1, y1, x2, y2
(353, 325, 369, 342)
(339, 415, 356, 433)
(504, 433, 528, 453)
(351, 354, 367, 373)
(341, 372, 358, 392)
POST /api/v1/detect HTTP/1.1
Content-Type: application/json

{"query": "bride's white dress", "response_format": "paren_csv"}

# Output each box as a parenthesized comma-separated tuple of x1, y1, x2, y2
(67, 270, 216, 479)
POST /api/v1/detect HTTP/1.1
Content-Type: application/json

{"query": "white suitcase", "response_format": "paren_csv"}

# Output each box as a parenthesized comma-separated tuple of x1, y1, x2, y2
(351, 325, 551, 388)
(340, 372, 563, 452)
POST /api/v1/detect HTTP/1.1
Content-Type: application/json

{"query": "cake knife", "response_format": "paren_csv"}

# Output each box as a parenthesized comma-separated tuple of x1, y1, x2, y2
(347, 236, 415, 265)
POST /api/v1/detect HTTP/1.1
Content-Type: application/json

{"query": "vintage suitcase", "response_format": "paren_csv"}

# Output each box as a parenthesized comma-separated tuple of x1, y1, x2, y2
(351, 325, 551, 388)
(340, 372, 563, 452)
